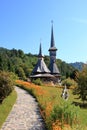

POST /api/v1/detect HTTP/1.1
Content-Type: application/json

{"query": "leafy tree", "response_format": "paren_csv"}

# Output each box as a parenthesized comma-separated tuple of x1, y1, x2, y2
(62, 78, 77, 89)
(58, 61, 75, 78)
(70, 69, 79, 80)
(0, 71, 15, 103)
(15, 67, 26, 80)
(18, 49, 24, 58)
(0, 54, 8, 71)
(44, 55, 50, 67)
(73, 66, 87, 104)
(22, 65, 30, 77)
(10, 48, 19, 57)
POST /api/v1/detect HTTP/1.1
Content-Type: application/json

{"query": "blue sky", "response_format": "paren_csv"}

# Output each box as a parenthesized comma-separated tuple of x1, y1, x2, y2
(0, 0, 87, 63)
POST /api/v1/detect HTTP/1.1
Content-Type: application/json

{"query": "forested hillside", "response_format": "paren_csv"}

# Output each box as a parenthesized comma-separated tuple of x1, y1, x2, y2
(0, 47, 75, 80)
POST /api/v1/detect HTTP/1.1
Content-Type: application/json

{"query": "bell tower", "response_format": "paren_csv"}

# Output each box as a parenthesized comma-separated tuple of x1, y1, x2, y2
(48, 22, 60, 79)
(49, 21, 57, 64)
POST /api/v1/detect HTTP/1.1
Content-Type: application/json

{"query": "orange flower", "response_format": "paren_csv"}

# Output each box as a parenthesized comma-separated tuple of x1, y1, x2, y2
(45, 102, 53, 117)
(16, 80, 47, 97)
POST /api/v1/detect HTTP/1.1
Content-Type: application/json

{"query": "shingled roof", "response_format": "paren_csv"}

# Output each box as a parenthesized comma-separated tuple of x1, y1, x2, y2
(49, 61, 60, 74)
(32, 58, 50, 74)
(31, 43, 51, 76)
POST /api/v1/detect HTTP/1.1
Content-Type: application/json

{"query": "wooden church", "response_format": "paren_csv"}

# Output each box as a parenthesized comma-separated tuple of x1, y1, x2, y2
(30, 23, 61, 83)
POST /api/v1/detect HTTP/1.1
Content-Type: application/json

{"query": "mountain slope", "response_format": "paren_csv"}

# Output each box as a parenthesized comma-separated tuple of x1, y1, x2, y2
(70, 62, 84, 71)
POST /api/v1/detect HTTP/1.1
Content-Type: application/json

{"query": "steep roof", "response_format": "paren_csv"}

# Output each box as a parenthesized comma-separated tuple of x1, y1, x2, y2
(49, 62, 60, 74)
(32, 58, 50, 74)
(32, 43, 50, 75)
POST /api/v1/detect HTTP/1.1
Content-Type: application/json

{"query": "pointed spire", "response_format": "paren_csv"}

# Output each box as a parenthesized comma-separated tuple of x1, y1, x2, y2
(39, 43, 42, 55)
(49, 21, 57, 51)
(38, 42, 43, 58)
(51, 20, 55, 47)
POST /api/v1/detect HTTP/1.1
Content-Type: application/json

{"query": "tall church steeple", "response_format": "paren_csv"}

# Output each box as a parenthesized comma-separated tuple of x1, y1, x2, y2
(49, 22, 60, 77)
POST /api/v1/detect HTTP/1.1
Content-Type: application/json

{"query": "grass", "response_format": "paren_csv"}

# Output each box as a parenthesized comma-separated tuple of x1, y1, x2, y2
(16, 80, 87, 130)
(79, 109, 87, 126)
(0, 89, 17, 129)
(44, 86, 87, 130)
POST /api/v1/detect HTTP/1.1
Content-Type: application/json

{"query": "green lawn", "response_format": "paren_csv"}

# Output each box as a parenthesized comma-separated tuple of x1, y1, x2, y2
(0, 90, 17, 129)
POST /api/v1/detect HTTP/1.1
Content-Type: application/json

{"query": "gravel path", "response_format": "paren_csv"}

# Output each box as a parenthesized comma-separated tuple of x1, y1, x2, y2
(1, 87, 46, 130)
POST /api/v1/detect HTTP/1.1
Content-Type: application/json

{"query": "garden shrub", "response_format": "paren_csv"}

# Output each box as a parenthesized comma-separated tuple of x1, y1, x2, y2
(0, 71, 15, 103)
(62, 78, 77, 89)
(32, 78, 42, 86)
(49, 101, 80, 129)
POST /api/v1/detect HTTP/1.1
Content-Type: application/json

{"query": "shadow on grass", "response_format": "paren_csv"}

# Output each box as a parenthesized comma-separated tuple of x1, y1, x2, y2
(72, 101, 87, 108)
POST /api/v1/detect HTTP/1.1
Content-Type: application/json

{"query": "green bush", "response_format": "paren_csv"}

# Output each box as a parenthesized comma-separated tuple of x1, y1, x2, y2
(0, 71, 15, 103)
(62, 78, 77, 88)
(49, 101, 80, 128)
(32, 78, 42, 86)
